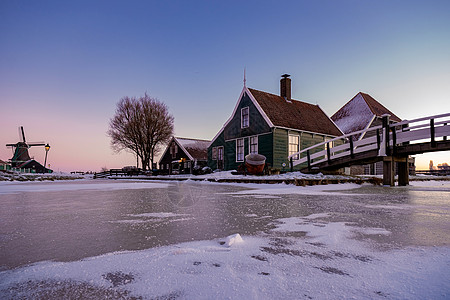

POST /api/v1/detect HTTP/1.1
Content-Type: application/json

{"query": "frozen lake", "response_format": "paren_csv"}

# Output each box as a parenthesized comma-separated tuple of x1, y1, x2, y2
(0, 179, 449, 299)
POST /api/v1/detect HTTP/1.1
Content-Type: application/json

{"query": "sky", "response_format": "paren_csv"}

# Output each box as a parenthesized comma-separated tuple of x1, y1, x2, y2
(1, 0, 449, 172)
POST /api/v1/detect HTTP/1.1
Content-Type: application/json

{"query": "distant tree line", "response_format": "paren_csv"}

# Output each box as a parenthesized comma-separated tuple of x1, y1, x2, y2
(108, 93, 174, 170)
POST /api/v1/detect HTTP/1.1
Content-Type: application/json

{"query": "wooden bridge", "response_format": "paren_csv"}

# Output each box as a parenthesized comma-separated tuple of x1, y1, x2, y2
(288, 113, 450, 186)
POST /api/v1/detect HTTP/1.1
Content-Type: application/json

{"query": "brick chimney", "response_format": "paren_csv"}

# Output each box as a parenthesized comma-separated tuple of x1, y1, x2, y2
(280, 74, 291, 100)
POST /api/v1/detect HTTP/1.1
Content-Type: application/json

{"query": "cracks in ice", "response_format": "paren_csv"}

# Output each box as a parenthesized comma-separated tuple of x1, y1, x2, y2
(1, 279, 142, 300)
(102, 271, 135, 287)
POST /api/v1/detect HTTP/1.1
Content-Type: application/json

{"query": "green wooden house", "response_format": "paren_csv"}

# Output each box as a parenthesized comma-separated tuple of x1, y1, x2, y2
(208, 75, 343, 171)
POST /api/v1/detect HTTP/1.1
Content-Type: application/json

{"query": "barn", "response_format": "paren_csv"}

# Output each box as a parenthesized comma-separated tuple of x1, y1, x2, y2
(159, 137, 210, 174)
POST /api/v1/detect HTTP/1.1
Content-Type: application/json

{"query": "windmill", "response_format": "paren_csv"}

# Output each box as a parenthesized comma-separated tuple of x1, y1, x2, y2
(6, 126, 49, 169)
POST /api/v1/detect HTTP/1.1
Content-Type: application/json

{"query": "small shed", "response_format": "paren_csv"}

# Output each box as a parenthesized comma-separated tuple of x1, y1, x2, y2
(159, 137, 211, 174)
(15, 159, 51, 173)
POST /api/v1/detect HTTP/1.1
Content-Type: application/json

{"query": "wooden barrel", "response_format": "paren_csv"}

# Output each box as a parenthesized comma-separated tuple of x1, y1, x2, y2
(245, 153, 266, 175)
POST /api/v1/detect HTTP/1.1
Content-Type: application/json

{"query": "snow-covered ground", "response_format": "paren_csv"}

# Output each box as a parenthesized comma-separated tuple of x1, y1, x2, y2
(0, 180, 449, 299)
(1, 214, 448, 299)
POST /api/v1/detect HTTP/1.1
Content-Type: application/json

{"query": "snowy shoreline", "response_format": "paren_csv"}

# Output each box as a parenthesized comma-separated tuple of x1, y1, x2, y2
(1, 170, 449, 185)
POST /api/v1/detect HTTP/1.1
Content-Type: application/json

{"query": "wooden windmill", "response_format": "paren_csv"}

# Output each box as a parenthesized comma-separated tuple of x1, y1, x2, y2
(6, 126, 48, 168)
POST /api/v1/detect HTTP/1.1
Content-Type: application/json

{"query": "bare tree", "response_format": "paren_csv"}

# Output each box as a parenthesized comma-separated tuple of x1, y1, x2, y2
(108, 93, 174, 170)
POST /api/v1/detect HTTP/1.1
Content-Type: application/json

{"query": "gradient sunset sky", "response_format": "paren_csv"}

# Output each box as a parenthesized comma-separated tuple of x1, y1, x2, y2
(1, 0, 449, 172)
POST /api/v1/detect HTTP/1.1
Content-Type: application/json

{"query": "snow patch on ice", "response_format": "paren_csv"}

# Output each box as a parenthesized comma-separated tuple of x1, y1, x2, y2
(365, 204, 406, 210)
(127, 212, 189, 218)
(356, 227, 391, 236)
(225, 182, 362, 196)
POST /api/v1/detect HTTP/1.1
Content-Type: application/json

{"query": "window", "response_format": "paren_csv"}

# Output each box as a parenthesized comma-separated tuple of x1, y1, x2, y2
(212, 147, 217, 160)
(241, 107, 249, 128)
(217, 146, 224, 161)
(170, 142, 178, 159)
(289, 134, 299, 160)
(250, 136, 258, 154)
(236, 138, 244, 161)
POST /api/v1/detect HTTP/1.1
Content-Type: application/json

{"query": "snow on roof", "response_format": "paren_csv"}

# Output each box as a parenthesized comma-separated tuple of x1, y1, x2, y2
(175, 137, 210, 150)
(174, 137, 211, 161)
(331, 93, 375, 134)
(332, 93, 402, 136)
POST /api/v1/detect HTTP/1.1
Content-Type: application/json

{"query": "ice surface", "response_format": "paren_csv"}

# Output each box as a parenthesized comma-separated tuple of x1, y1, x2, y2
(1, 213, 448, 299)
(1, 178, 449, 299)
(0, 181, 169, 194)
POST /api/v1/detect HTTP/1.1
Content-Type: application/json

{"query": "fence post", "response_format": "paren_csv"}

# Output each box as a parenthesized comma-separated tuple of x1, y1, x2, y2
(326, 142, 331, 164)
(290, 157, 293, 172)
(430, 119, 436, 148)
(377, 129, 381, 150)
(402, 123, 410, 146)
(382, 114, 391, 156)
(349, 138, 354, 159)
(306, 150, 311, 171)
(444, 123, 447, 141)
(392, 126, 397, 155)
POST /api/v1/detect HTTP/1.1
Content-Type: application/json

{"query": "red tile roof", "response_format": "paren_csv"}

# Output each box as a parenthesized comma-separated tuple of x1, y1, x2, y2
(248, 88, 342, 136)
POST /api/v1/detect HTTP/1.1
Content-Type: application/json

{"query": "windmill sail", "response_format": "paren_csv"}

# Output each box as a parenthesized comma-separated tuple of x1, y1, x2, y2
(5, 126, 49, 168)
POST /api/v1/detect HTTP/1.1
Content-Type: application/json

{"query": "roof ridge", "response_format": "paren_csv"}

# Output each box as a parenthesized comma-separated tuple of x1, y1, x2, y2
(247, 87, 318, 107)
(174, 136, 211, 142)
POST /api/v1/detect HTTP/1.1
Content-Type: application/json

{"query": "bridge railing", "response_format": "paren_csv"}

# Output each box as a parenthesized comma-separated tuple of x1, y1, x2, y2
(288, 124, 383, 169)
(390, 112, 450, 148)
(288, 112, 450, 170)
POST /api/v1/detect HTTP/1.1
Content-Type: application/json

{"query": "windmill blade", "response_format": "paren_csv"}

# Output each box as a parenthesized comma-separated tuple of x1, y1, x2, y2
(20, 126, 26, 143)
(28, 141, 45, 144)
(28, 143, 46, 147)
(6, 143, 18, 147)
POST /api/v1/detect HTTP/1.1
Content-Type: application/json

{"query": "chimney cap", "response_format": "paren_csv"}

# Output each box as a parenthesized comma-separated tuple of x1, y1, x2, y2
(281, 74, 291, 78)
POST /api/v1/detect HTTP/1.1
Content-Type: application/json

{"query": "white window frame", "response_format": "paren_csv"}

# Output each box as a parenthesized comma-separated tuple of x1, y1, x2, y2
(236, 138, 244, 162)
(249, 136, 258, 154)
(289, 134, 299, 160)
(212, 147, 217, 160)
(217, 146, 224, 161)
(241, 107, 249, 128)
